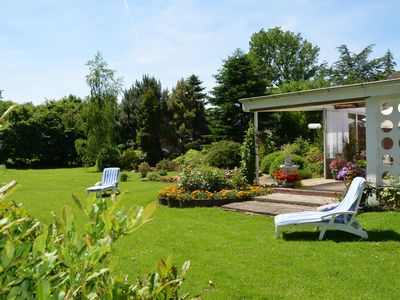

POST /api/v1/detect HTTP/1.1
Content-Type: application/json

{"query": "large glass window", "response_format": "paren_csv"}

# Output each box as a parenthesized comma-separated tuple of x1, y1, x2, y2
(348, 113, 366, 158)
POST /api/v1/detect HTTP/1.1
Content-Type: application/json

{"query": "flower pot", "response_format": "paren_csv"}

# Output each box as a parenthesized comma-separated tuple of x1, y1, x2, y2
(286, 181, 295, 188)
(158, 197, 168, 206)
(331, 170, 338, 180)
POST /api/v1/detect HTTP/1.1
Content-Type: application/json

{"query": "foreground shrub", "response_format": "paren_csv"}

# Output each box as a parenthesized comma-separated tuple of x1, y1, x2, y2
(0, 197, 194, 299)
(97, 145, 120, 171)
(206, 140, 241, 169)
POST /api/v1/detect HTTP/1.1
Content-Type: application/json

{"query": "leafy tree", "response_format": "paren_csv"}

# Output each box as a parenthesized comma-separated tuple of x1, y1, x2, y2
(167, 75, 208, 153)
(249, 27, 321, 87)
(208, 49, 266, 142)
(1, 98, 84, 167)
(81, 52, 122, 165)
(329, 44, 397, 85)
(240, 121, 256, 184)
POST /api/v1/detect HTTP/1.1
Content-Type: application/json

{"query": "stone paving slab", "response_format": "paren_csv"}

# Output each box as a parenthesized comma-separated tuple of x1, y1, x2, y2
(255, 193, 335, 207)
(222, 200, 318, 216)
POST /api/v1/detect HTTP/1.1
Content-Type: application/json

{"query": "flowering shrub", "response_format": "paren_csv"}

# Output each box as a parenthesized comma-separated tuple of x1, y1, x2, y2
(160, 176, 180, 183)
(336, 162, 365, 181)
(272, 169, 286, 183)
(158, 185, 269, 202)
(285, 173, 302, 182)
(329, 160, 347, 172)
(179, 166, 230, 192)
(138, 162, 151, 178)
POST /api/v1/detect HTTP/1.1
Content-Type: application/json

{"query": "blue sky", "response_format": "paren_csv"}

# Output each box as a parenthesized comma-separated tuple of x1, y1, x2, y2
(1, 0, 399, 104)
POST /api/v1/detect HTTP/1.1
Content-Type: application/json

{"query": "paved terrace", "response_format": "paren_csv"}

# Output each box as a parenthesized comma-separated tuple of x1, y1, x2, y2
(222, 177, 346, 216)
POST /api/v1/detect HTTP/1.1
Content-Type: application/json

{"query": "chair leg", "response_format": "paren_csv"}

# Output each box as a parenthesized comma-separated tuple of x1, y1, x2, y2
(318, 225, 327, 240)
(275, 226, 280, 239)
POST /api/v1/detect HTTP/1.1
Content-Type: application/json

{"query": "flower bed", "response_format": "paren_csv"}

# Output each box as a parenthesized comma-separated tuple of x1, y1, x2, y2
(158, 184, 270, 208)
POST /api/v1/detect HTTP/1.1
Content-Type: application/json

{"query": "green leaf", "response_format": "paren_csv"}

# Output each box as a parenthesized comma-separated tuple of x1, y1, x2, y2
(33, 233, 47, 258)
(71, 194, 83, 210)
(62, 205, 73, 233)
(142, 201, 157, 223)
(36, 279, 51, 300)
(1, 240, 15, 268)
(101, 211, 112, 233)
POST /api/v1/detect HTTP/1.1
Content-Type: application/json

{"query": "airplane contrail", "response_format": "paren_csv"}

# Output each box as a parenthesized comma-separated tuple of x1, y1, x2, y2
(122, 0, 138, 49)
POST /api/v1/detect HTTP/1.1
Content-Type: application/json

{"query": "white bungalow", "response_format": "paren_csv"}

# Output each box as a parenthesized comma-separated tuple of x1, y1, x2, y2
(240, 78, 400, 187)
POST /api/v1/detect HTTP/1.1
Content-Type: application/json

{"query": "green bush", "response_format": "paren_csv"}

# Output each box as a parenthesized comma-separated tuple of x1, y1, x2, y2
(281, 137, 311, 157)
(120, 148, 145, 170)
(179, 166, 230, 192)
(206, 140, 241, 169)
(120, 172, 129, 182)
(156, 159, 179, 172)
(304, 146, 324, 177)
(138, 162, 151, 178)
(269, 153, 305, 175)
(157, 169, 168, 176)
(173, 149, 207, 168)
(97, 146, 120, 172)
(260, 151, 283, 174)
(147, 172, 160, 181)
(240, 122, 256, 184)
(357, 159, 367, 169)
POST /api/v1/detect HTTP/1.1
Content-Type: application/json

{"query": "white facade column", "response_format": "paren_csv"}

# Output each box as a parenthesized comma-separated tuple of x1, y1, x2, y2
(254, 112, 259, 185)
(365, 99, 378, 186)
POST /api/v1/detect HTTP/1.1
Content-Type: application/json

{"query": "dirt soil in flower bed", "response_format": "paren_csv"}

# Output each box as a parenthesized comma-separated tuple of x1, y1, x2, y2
(158, 197, 251, 208)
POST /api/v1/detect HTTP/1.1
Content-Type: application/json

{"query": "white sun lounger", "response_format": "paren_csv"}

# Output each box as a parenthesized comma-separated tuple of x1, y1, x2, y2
(275, 177, 367, 240)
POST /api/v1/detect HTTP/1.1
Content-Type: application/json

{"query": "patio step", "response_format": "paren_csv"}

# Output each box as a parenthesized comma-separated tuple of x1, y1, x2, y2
(254, 192, 336, 207)
(222, 200, 319, 216)
(271, 187, 342, 198)
(222, 190, 337, 216)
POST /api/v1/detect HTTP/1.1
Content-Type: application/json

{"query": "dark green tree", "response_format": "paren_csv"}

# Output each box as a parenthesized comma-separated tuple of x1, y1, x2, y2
(81, 52, 122, 165)
(249, 27, 321, 87)
(329, 44, 397, 85)
(119, 75, 163, 146)
(167, 76, 208, 153)
(208, 49, 266, 142)
(119, 75, 166, 163)
(136, 89, 163, 165)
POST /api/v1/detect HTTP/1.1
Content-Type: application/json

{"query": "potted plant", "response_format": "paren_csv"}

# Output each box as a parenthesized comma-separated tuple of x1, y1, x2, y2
(272, 169, 286, 186)
(329, 160, 347, 179)
(283, 173, 302, 188)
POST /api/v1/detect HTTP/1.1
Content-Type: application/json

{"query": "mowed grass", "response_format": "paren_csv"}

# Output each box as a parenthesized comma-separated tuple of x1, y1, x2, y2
(2, 168, 400, 299)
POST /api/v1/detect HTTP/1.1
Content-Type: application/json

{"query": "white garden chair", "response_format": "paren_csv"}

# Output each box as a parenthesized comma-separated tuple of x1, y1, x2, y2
(86, 167, 121, 198)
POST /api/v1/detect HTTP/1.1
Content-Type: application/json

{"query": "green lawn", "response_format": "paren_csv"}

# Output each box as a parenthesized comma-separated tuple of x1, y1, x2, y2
(2, 168, 400, 299)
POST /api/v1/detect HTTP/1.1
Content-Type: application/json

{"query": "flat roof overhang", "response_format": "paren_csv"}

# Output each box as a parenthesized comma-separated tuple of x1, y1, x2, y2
(240, 79, 400, 112)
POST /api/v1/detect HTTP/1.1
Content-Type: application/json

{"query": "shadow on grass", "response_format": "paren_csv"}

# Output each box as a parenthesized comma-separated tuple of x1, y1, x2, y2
(281, 229, 400, 242)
